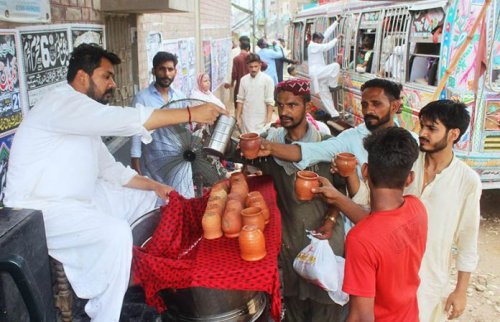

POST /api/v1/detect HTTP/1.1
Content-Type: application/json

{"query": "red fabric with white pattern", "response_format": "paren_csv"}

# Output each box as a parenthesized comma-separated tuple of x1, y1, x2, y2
(132, 175, 282, 321)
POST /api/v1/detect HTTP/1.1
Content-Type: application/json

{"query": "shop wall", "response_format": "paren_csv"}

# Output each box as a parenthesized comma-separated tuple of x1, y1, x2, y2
(136, 0, 231, 94)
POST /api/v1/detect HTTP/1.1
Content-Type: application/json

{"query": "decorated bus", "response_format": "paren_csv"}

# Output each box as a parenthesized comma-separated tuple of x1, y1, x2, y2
(289, 0, 500, 188)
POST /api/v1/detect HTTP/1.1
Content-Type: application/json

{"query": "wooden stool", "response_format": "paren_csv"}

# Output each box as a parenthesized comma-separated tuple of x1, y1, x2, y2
(50, 258, 73, 322)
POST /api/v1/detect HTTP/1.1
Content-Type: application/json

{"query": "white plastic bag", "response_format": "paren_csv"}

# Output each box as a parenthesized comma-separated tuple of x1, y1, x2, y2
(293, 235, 349, 305)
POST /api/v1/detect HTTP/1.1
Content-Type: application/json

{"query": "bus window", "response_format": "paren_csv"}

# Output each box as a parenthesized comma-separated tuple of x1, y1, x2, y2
(355, 11, 382, 75)
(291, 22, 304, 63)
(304, 21, 313, 61)
(408, 8, 445, 86)
(325, 16, 339, 65)
(378, 7, 411, 83)
(341, 13, 359, 70)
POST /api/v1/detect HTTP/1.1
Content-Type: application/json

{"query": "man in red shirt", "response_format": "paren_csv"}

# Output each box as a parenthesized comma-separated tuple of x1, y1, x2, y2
(314, 127, 427, 321)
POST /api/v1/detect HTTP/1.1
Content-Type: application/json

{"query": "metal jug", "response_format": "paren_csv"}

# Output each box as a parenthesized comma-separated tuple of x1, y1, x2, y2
(203, 114, 236, 158)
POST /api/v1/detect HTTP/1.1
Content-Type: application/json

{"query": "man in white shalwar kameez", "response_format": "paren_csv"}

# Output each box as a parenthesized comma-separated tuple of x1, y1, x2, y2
(236, 53, 275, 134)
(307, 21, 342, 117)
(347, 100, 481, 322)
(3, 44, 225, 322)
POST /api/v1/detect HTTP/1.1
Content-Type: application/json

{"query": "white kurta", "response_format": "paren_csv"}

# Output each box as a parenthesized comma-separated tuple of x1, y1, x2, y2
(352, 152, 481, 322)
(4, 84, 158, 322)
(307, 22, 340, 117)
(236, 71, 275, 134)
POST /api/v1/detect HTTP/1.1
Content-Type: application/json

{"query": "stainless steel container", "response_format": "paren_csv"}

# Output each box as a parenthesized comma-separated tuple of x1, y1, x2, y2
(203, 114, 236, 158)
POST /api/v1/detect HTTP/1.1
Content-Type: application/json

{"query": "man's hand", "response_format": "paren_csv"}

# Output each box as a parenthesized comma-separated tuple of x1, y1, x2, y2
(313, 219, 334, 240)
(190, 103, 228, 125)
(337, 34, 344, 40)
(223, 83, 231, 89)
(257, 139, 272, 157)
(312, 176, 343, 205)
(153, 182, 174, 202)
(445, 289, 467, 320)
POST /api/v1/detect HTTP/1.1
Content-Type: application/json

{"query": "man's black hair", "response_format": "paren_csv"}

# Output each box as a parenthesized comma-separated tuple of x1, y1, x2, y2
(246, 53, 261, 64)
(239, 35, 250, 43)
(257, 38, 267, 48)
(361, 78, 402, 101)
(363, 127, 418, 189)
(287, 65, 296, 74)
(419, 100, 470, 143)
(312, 32, 324, 41)
(240, 40, 251, 51)
(152, 51, 178, 69)
(67, 43, 121, 82)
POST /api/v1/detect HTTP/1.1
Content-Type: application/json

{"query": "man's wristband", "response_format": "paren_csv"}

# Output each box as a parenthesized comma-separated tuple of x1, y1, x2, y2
(187, 106, 193, 131)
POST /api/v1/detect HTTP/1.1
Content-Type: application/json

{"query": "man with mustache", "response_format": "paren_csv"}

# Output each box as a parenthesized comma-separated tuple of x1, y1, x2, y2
(130, 51, 195, 197)
(4, 44, 225, 322)
(229, 78, 346, 321)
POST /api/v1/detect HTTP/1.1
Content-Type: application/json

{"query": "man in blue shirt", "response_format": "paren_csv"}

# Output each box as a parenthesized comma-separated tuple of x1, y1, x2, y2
(130, 52, 194, 197)
(257, 38, 284, 85)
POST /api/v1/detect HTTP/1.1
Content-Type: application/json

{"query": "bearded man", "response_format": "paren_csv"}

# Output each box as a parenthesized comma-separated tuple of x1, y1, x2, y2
(130, 51, 195, 198)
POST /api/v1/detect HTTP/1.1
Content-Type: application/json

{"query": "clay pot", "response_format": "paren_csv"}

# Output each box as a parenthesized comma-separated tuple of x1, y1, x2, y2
(335, 152, 357, 177)
(241, 207, 265, 232)
(202, 212, 223, 240)
(222, 200, 243, 238)
(245, 191, 263, 206)
(295, 170, 320, 201)
(246, 195, 270, 224)
(239, 133, 262, 160)
(212, 180, 230, 193)
(239, 225, 267, 261)
(230, 172, 246, 184)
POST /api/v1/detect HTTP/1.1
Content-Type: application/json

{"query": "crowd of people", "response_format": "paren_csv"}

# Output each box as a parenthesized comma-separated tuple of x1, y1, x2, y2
(2, 34, 481, 322)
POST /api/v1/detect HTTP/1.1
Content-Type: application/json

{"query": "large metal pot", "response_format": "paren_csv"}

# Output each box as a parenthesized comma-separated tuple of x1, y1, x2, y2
(203, 114, 237, 158)
(130, 209, 269, 322)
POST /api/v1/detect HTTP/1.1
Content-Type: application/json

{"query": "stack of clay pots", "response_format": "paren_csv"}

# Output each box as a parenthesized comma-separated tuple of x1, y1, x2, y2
(201, 181, 229, 240)
(201, 173, 267, 261)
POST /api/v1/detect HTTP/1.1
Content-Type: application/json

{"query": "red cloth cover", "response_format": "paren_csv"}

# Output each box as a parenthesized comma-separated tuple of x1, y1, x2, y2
(133, 175, 282, 321)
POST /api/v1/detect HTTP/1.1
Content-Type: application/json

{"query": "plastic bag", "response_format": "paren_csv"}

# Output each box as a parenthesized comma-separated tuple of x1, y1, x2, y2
(293, 234, 349, 305)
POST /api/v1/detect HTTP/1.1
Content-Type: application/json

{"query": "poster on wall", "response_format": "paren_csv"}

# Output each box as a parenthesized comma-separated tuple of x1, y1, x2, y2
(202, 40, 212, 79)
(0, 133, 14, 204)
(0, 0, 51, 23)
(70, 24, 105, 49)
(149, 37, 196, 97)
(146, 32, 163, 83)
(19, 26, 71, 109)
(0, 30, 25, 137)
(210, 38, 232, 91)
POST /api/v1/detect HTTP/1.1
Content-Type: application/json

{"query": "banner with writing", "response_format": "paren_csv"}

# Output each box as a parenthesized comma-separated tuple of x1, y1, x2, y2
(19, 26, 71, 109)
(0, 30, 25, 136)
(70, 24, 105, 49)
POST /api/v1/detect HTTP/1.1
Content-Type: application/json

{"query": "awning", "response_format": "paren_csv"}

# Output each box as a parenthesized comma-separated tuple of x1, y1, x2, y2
(101, 0, 194, 14)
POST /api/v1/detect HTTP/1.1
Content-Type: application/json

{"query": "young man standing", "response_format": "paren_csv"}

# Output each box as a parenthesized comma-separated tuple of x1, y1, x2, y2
(230, 79, 345, 321)
(308, 21, 342, 117)
(410, 101, 481, 321)
(236, 53, 275, 134)
(130, 52, 194, 198)
(314, 127, 427, 321)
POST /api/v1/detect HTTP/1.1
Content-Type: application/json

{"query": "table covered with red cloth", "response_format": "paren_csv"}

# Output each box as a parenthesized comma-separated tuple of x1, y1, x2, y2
(132, 175, 282, 321)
